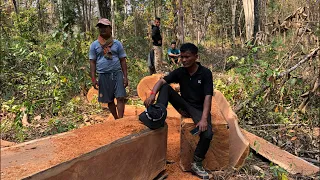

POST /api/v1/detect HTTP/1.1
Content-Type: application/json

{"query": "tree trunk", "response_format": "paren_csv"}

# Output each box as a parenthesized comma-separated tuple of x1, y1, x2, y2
(85, 0, 89, 31)
(12, 0, 19, 14)
(111, 0, 115, 37)
(231, 0, 237, 43)
(82, 0, 87, 31)
(242, 0, 254, 42)
(253, 0, 259, 39)
(177, 0, 184, 46)
(76, 0, 84, 32)
(97, 0, 111, 19)
(37, 0, 43, 33)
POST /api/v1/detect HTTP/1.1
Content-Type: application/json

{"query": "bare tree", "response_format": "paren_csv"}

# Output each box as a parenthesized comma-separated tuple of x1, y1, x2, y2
(242, 0, 254, 41)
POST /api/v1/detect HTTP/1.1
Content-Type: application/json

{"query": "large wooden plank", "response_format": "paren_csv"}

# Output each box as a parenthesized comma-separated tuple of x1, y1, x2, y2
(179, 98, 229, 171)
(242, 129, 319, 176)
(1, 116, 167, 180)
(213, 90, 249, 168)
(180, 118, 229, 171)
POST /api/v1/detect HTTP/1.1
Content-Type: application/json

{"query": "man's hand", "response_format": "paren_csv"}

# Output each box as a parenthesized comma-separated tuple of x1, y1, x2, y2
(144, 95, 156, 108)
(196, 118, 208, 132)
(123, 77, 128, 87)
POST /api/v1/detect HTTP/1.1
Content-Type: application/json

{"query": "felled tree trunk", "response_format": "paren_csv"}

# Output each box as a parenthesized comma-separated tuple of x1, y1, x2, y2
(1, 117, 167, 180)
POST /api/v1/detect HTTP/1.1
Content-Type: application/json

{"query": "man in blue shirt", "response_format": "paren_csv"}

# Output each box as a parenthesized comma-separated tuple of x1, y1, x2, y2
(167, 41, 180, 65)
(89, 18, 128, 119)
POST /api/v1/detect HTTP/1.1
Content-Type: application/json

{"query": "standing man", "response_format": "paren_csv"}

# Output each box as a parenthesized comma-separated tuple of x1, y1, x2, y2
(144, 43, 213, 179)
(89, 18, 128, 119)
(151, 17, 163, 72)
(167, 41, 180, 65)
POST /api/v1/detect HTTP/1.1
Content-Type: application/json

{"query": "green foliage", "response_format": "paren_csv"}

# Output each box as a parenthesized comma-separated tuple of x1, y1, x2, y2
(269, 163, 288, 180)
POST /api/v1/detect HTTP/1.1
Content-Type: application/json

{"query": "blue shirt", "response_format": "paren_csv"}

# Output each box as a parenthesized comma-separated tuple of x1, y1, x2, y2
(168, 48, 180, 55)
(89, 40, 127, 73)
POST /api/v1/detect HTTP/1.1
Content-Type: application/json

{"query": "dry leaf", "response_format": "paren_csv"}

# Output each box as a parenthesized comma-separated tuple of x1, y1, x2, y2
(22, 113, 30, 127)
(34, 115, 41, 121)
(291, 136, 297, 141)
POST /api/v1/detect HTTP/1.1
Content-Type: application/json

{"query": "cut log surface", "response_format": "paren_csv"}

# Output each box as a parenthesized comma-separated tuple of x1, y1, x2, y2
(180, 118, 230, 171)
(180, 98, 230, 171)
(1, 116, 167, 180)
(137, 74, 163, 101)
(213, 90, 250, 168)
(137, 74, 179, 102)
(86, 87, 108, 107)
(242, 130, 320, 176)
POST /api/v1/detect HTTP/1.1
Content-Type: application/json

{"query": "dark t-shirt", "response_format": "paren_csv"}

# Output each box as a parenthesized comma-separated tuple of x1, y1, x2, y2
(152, 25, 162, 46)
(163, 63, 214, 110)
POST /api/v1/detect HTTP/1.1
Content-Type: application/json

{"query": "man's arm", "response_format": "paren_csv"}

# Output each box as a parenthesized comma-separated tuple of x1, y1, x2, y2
(196, 95, 212, 132)
(144, 78, 167, 107)
(120, 57, 128, 87)
(90, 60, 98, 89)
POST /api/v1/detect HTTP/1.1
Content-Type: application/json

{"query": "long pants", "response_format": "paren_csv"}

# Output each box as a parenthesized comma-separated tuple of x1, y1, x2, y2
(153, 45, 162, 72)
(157, 84, 213, 159)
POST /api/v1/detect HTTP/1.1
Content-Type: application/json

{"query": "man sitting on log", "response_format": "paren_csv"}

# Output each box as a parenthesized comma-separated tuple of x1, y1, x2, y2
(144, 43, 214, 179)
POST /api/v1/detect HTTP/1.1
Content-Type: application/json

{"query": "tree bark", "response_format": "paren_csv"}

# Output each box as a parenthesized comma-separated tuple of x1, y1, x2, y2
(231, 0, 237, 43)
(242, 0, 254, 41)
(178, 0, 184, 45)
(111, 0, 115, 37)
(12, 0, 19, 14)
(253, 0, 259, 39)
(97, 0, 111, 19)
(37, 0, 43, 33)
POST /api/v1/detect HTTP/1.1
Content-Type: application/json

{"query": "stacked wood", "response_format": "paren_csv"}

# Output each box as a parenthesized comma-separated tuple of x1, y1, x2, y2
(1, 117, 167, 180)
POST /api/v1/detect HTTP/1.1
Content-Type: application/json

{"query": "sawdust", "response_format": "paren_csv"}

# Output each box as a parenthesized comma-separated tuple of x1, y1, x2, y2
(165, 117, 199, 180)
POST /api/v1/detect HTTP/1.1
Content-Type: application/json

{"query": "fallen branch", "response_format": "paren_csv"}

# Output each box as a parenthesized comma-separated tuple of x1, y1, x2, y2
(247, 124, 307, 128)
(235, 47, 319, 113)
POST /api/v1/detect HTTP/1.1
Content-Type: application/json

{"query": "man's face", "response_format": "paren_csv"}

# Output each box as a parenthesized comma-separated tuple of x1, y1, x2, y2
(98, 25, 112, 38)
(155, 19, 160, 27)
(180, 51, 198, 68)
(171, 44, 176, 49)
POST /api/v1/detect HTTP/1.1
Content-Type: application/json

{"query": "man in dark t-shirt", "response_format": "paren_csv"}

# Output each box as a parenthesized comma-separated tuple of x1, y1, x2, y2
(144, 43, 214, 179)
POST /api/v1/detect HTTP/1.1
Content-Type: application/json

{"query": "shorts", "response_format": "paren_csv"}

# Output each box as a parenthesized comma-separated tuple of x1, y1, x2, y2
(98, 71, 126, 103)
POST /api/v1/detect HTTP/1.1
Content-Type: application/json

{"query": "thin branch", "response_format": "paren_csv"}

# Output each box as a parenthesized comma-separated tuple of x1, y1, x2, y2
(235, 47, 319, 113)
(246, 124, 308, 128)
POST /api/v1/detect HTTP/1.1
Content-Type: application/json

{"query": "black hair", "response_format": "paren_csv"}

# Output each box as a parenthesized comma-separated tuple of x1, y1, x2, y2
(180, 43, 198, 54)
(171, 41, 176, 45)
(155, 17, 161, 21)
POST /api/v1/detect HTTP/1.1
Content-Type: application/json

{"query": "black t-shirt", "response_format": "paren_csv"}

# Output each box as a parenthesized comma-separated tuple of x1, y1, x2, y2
(151, 25, 162, 46)
(163, 63, 214, 110)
